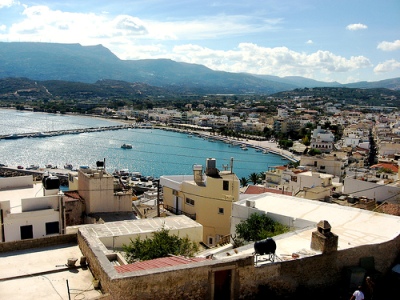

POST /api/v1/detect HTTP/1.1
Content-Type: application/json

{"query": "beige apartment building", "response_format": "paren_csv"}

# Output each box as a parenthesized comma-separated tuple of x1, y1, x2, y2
(160, 158, 240, 246)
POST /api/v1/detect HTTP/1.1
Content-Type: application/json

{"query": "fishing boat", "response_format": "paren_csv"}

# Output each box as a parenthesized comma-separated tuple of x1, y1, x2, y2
(121, 143, 133, 149)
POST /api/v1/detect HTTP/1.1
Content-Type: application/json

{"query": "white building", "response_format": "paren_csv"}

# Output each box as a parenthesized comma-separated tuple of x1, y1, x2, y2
(310, 126, 335, 153)
(0, 175, 64, 242)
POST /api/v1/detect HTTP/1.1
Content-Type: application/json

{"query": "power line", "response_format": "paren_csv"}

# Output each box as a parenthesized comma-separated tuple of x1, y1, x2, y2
(0, 111, 284, 174)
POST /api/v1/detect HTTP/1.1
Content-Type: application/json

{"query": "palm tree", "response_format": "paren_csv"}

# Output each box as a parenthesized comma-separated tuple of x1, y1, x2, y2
(240, 177, 249, 187)
(248, 172, 260, 185)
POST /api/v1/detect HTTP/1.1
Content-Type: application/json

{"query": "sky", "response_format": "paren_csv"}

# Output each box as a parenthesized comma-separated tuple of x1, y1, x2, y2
(0, 0, 399, 84)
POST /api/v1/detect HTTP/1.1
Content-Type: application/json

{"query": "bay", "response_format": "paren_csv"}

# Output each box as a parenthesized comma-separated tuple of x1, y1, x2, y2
(0, 109, 288, 179)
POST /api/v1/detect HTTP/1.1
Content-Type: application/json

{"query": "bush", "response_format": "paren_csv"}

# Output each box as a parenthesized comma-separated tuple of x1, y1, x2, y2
(235, 213, 289, 242)
(122, 225, 199, 263)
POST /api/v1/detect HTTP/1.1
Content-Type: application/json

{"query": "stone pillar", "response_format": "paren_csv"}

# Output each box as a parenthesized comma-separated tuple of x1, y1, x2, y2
(310, 220, 338, 253)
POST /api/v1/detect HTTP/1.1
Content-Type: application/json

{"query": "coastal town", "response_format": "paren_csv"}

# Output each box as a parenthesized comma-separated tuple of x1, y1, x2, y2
(1, 92, 400, 299)
(1, 0, 400, 297)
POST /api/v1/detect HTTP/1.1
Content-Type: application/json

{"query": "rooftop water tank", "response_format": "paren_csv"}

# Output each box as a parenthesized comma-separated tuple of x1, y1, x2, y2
(44, 176, 60, 190)
(254, 238, 276, 255)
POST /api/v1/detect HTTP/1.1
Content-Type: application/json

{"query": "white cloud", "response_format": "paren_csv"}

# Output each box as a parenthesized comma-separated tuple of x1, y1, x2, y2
(0, 0, 15, 9)
(377, 40, 400, 51)
(306, 40, 313, 44)
(346, 23, 368, 31)
(166, 43, 372, 78)
(374, 59, 400, 73)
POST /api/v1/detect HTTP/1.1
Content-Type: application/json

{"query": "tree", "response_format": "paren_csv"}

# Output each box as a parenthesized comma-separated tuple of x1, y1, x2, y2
(235, 213, 289, 242)
(122, 225, 199, 263)
(248, 172, 260, 185)
(368, 129, 377, 167)
(240, 177, 249, 187)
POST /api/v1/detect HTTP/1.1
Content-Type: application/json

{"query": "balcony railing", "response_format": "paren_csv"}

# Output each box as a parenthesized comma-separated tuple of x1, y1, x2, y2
(163, 204, 196, 220)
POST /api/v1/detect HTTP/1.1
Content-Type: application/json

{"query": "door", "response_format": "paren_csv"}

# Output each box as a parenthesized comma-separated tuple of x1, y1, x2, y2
(214, 269, 232, 300)
(175, 196, 182, 214)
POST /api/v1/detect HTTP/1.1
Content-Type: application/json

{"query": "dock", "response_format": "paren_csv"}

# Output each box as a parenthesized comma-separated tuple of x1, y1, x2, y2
(0, 123, 153, 140)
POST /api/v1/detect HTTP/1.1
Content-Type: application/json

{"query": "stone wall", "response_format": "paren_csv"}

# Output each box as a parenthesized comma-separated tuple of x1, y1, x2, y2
(0, 234, 77, 253)
(77, 230, 400, 299)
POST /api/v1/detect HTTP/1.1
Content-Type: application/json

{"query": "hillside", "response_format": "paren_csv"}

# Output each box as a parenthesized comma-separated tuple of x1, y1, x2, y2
(0, 42, 399, 95)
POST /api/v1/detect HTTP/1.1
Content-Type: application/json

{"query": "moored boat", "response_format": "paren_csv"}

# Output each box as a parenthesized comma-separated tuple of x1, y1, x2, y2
(121, 143, 133, 149)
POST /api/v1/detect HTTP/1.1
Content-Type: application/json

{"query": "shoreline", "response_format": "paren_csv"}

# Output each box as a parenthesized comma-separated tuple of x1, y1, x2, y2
(0, 108, 300, 163)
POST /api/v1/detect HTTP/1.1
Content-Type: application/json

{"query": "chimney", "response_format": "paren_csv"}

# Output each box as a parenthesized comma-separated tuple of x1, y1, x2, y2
(310, 220, 338, 253)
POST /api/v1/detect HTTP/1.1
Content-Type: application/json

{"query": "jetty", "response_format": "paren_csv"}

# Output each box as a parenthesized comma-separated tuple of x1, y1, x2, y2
(0, 123, 152, 140)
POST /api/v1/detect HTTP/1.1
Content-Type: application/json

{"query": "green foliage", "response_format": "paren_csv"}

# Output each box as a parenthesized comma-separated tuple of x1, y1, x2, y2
(240, 177, 249, 187)
(278, 139, 293, 149)
(248, 172, 260, 185)
(235, 213, 289, 242)
(308, 148, 322, 156)
(122, 225, 199, 263)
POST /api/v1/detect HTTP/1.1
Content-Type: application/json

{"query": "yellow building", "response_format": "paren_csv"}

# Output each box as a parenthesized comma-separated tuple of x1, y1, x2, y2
(160, 158, 240, 246)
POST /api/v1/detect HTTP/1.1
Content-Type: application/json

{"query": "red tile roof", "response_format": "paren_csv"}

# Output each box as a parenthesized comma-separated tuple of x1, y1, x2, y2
(115, 256, 208, 273)
(370, 163, 398, 173)
(244, 185, 292, 196)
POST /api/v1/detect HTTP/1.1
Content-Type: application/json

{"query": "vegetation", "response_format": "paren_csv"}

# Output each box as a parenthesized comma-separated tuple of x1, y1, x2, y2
(235, 213, 290, 243)
(122, 225, 199, 263)
(248, 172, 261, 185)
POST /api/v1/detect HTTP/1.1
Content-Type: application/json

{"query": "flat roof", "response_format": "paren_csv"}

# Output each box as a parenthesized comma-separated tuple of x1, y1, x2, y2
(0, 243, 102, 300)
(0, 181, 44, 214)
(79, 215, 202, 239)
(222, 193, 400, 262)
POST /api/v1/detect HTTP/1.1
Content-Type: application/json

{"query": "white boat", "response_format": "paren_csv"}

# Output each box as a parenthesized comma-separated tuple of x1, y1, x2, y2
(121, 143, 133, 149)
(263, 150, 269, 154)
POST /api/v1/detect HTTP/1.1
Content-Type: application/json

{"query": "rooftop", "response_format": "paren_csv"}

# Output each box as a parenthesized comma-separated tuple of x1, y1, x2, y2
(219, 193, 400, 262)
(0, 243, 102, 300)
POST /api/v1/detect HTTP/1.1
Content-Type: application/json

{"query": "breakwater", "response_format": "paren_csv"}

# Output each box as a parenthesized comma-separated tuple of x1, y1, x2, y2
(0, 123, 153, 140)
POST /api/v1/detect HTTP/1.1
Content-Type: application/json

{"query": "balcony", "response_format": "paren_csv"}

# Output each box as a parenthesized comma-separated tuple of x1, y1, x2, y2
(163, 205, 196, 220)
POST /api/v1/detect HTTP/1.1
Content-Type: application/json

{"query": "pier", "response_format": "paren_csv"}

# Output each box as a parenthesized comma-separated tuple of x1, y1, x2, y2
(0, 123, 152, 140)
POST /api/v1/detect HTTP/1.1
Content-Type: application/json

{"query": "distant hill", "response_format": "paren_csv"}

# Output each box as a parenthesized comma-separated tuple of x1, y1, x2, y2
(0, 42, 399, 94)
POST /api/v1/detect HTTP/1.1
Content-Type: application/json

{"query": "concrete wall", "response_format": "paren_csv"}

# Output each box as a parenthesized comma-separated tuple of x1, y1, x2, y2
(0, 234, 76, 253)
(4, 209, 60, 242)
(343, 177, 400, 203)
(0, 175, 33, 189)
(98, 225, 203, 250)
(78, 227, 400, 300)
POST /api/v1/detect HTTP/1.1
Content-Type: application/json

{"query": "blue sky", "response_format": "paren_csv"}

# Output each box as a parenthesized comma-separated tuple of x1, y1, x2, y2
(0, 0, 399, 84)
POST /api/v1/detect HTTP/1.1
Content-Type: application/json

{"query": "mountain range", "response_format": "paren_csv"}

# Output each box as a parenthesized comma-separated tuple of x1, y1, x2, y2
(0, 42, 399, 95)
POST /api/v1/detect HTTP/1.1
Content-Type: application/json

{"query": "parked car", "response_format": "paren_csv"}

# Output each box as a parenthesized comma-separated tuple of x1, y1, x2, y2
(17, 165, 24, 169)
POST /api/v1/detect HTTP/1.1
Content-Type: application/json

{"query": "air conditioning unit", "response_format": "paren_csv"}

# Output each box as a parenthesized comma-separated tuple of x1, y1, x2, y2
(246, 200, 255, 208)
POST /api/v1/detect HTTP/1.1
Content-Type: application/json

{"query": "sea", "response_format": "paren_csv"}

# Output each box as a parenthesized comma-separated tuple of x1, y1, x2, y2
(0, 109, 289, 180)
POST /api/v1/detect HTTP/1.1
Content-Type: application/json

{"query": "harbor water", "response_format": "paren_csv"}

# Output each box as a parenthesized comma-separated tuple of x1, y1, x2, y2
(0, 109, 289, 179)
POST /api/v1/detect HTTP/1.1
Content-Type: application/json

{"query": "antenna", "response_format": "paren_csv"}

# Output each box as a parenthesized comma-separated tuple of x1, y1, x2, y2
(230, 157, 234, 173)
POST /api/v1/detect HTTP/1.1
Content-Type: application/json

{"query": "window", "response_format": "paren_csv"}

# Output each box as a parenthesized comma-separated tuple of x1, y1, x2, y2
(208, 236, 214, 245)
(223, 180, 229, 191)
(45, 221, 59, 235)
(20, 225, 33, 240)
(218, 207, 224, 214)
(185, 198, 195, 206)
